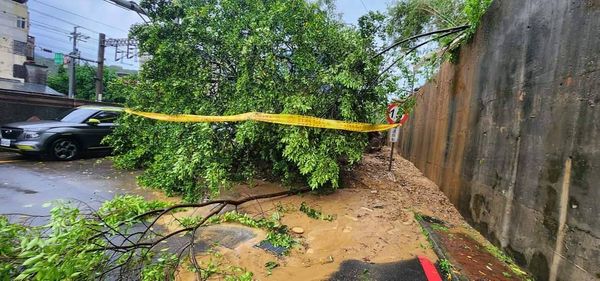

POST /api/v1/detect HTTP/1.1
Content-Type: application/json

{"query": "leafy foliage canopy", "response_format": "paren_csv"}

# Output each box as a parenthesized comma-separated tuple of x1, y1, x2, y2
(47, 65, 126, 102)
(107, 0, 393, 200)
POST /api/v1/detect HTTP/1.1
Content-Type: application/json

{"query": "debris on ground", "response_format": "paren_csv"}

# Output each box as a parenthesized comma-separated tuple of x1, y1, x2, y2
(172, 148, 526, 280)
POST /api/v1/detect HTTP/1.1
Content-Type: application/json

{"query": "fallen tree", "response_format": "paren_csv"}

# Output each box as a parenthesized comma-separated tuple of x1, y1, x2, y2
(0, 190, 310, 280)
(105, 0, 394, 201)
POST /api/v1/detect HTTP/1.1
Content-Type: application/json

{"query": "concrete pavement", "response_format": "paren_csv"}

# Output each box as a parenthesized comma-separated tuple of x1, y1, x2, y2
(0, 152, 150, 216)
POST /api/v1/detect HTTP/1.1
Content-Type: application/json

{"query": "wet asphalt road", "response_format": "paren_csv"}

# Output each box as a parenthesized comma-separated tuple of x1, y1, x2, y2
(0, 152, 150, 216)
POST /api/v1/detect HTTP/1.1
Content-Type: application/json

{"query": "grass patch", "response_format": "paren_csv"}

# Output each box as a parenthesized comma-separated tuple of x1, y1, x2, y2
(299, 202, 335, 221)
(264, 261, 279, 275)
(483, 243, 531, 280)
(192, 249, 253, 281)
(430, 223, 449, 232)
(438, 258, 454, 278)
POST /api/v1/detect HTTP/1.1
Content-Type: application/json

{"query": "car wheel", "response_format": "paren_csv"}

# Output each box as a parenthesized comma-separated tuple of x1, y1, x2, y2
(50, 138, 80, 161)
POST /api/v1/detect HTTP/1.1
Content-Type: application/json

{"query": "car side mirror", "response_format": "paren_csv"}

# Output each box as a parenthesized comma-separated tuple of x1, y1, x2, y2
(87, 118, 100, 126)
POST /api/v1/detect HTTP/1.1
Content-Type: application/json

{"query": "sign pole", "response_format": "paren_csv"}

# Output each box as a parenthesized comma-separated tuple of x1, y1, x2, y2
(388, 138, 395, 171)
(386, 104, 400, 172)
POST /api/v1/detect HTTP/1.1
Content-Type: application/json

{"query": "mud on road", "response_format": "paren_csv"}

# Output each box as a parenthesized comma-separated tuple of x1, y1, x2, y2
(173, 148, 478, 280)
(0, 150, 525, 280)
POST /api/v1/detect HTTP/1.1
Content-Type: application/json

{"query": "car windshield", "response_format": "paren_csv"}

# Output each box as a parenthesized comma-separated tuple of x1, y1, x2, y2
(56, 108, 98, 123)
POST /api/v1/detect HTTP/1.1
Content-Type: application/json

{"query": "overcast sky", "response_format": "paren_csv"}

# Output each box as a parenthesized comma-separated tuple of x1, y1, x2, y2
(28, 0, 392, 70)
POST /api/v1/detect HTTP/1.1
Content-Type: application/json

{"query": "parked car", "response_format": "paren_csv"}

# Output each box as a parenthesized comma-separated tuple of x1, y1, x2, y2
(0, 105, 123, 160)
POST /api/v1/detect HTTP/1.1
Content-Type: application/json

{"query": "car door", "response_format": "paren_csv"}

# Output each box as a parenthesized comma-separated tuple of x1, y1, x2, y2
(85, 110, 121, 149)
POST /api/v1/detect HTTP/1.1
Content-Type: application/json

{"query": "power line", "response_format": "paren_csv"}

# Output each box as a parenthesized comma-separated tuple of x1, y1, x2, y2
(29, 8, 101, 34)
(35, 43, 70, 54)
(101, 0, 138, 14)
(30, 20, 71, 34)
(101, 0, 146, 15)
(33, 34, 97, 53)
(30, 0, 128, 33)
(30, 20, 97, 49)
(359, 0, 368, 12)
(30, 25, 73, 39)
(30, 33, 69, 44)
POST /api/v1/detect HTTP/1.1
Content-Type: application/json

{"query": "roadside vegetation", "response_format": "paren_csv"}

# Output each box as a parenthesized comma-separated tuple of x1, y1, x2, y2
(46, 65, 131, 103)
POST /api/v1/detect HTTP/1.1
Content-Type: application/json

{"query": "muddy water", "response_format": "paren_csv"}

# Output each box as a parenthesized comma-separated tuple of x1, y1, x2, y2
(172, 179, 440, 280)
(169, 150, 470, 280)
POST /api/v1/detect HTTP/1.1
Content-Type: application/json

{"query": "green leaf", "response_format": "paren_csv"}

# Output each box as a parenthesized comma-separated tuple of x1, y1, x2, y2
(22, 253, 44, 266)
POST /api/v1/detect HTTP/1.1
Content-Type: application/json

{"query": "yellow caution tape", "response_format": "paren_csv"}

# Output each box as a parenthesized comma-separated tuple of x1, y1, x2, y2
(123, 108, 399, 133)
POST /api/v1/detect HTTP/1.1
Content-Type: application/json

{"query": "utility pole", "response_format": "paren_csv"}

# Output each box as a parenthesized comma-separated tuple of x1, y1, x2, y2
(68, 26, 78, 99)
(96, 33, 106, 102)
(68, 27, 90, 99)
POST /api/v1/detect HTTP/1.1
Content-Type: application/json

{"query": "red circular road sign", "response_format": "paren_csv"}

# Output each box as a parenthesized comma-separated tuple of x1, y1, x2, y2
(399, 113, 409, 125)
(387, 103, 399, 124)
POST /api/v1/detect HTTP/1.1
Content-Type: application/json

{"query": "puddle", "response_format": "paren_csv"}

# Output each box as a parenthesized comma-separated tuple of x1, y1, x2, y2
(0, 184, 38, 195)
(193, 224, 259, 251)
(2, 151, 525, 280)
(171, 150, 472, 280)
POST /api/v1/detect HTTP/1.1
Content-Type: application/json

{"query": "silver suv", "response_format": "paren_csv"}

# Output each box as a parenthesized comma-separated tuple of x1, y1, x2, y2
(0, 105, 123, 160)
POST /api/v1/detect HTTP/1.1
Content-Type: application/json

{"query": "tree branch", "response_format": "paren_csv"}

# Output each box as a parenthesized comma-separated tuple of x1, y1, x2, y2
(372, 25, 469, 58)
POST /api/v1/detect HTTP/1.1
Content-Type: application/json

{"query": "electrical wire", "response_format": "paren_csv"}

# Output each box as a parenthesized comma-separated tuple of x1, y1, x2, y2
(30, 25, 73, 39)
(30, 20, 99, 51)
(30, 29, 99, 59)
(29, 8, 101, 34)
(35, 43, 70, 54)
(30, 33, 68, 44)
(359, 0, 368, 12)
(30, 0, 128, 33)
(33, 35, 97, 54)
(101, 0, 133, 12)
(30, 20, 71, 34)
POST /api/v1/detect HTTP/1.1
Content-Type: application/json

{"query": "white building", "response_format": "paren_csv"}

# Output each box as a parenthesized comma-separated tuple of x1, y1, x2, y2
(0, 0, 30, 81)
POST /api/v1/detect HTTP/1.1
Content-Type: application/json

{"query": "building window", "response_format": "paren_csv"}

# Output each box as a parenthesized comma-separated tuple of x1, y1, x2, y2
(17, 17, 26, 29)
(13, 40, 26, 56)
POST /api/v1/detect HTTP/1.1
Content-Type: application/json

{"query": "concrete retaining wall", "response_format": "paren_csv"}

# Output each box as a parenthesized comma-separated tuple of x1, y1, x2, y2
(397, 1, 600, 280)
